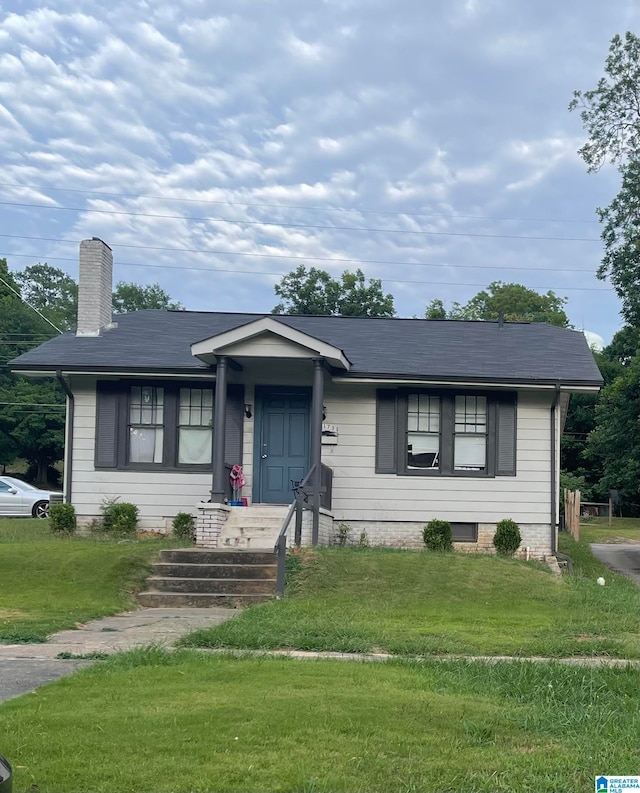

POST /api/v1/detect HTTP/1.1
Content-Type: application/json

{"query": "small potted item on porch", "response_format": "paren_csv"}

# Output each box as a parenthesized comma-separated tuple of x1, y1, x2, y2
(229, 464, 246, 506)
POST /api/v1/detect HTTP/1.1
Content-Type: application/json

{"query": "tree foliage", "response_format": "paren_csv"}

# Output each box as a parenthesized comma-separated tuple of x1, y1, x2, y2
(272, 265, 395, 317)
(595, 160, 640, 326)
(0, 259, 64, 478)
(425, 282, 569, 326)
(1, 261, 182, 481)
(112, 281, 183, 314)
(570, 31, 640, 326)
(561, 326, 639, 515)
(569, 32, 639, 171)
(585, 353, 640, 512)
(15, 263, 78, 331)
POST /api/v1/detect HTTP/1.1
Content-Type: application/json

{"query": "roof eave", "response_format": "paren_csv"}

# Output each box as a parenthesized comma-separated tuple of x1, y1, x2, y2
(331, 372, 603, 390)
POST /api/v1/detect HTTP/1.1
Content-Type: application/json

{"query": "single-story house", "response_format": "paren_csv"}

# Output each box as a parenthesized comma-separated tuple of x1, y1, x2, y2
(10, 238, 603, 558)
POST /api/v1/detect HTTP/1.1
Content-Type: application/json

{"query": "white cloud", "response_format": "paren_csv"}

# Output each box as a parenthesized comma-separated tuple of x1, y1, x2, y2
(285, 35, 331, 63)
(0, 0, 630, 338)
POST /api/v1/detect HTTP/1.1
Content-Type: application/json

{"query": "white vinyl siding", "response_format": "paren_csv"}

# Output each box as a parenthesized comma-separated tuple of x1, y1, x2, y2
(70, 378, 211, 528)
(320, 384, 552, 525)
(69, 373, 553, 532)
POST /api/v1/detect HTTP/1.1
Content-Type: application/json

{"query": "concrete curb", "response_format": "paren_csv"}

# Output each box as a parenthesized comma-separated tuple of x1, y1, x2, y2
(191, 647, 639, 668)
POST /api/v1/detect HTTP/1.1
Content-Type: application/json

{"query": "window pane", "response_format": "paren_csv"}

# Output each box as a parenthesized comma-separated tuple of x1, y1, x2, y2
(408, 433, 439, 468)
(179, 428, 212, 464)
(129, 427, 163, 463)
(179, 388, 213, 427)
(454, 435, 486, 470)
(407, 413, 418, 431)
(455, 395, 486, 432)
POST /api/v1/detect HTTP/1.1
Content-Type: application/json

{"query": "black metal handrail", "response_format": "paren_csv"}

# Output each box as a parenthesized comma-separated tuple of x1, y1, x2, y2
(274, 463, 317, 598)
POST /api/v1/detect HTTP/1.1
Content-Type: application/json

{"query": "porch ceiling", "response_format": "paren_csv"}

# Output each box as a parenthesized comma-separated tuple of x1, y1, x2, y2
(190, 317, 351, 370)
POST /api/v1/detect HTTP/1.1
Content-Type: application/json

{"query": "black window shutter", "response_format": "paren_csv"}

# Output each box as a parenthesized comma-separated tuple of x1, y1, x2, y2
(95, 381, 120, 468)
(496, 395, 517, 476)
(225, 384, 244, 466)
(375, 389, 397, 474)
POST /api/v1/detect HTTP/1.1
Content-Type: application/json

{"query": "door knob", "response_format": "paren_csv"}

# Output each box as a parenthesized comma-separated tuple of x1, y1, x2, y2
(261, 454, 268, 459)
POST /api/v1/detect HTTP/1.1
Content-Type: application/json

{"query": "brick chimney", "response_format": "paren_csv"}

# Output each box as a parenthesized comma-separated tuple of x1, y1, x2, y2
(76, 237, 113, 336)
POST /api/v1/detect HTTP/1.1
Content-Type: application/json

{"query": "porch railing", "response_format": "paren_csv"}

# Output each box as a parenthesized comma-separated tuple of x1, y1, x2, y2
(274, 461, 333, 598)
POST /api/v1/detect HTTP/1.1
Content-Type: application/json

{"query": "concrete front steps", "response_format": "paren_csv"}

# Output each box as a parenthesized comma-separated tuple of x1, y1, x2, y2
(218, 504, 288, 549)
(138, 548, 278, 608)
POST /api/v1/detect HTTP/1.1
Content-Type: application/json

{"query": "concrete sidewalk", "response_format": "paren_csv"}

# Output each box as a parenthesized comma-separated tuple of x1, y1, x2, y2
(1, 606, 637, 704)
(0, 607, 237, 660)
(0, 607, 237, 702)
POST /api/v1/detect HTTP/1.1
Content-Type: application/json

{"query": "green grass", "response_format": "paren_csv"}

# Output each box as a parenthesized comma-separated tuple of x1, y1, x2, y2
(579, 516, 640, 544)
(182, 547, 640, 658)
(0, 518, 185, 643)
(0, 649, 637, 793)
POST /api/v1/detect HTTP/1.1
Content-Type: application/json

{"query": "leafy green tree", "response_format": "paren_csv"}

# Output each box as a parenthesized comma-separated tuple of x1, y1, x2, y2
(0, 259, 64, 480)
(2, 378, 65, 484)
(561, 350, 623, 477)
(562, 326, 639, 514)
(2, 262, 184, 481)
(461, 282, 569, 325)
(570, 31, 640, 326)
(112, 282, 183, 314)
(272, 265, 395, 317)
(424, 298, 448, 320)
(425, 282, 569, 326)
(585, 353, 640, 513)
(15, 263, 78, 331)
(602, 324, 639, 365)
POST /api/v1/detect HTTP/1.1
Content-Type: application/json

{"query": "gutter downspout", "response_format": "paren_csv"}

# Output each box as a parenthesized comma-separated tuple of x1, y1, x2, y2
(550, 381, 573, 573)
(550, 382, 560, 551)
(56, 370, 73, 504)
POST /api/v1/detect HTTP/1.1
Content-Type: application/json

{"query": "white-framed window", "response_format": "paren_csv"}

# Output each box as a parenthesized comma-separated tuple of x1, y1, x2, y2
(407, 394, 440, 469)
(128, 386, 164, 464)
(454, 395, 487, 471)
(178, 388, 213, 465)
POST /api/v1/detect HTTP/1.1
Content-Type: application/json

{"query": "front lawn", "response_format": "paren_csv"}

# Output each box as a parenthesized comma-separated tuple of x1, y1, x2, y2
(579, 516, 640, 544)
(182, 547, 640, 658)
(0, 519, 185, 643)
(1, 650, 637, 793)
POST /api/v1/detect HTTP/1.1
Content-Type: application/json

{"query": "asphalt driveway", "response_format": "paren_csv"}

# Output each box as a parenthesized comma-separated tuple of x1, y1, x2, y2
(590, 544, 640, 585)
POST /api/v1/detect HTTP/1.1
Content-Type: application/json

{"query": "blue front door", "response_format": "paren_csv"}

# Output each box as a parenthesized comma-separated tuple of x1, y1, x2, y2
(256, 389, 310, 503)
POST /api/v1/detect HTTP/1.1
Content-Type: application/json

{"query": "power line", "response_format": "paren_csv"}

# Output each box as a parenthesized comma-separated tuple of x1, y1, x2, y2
(0, 252, 613, 291)
(0, 180, 599, 225)
(0, 275, 63, 334)
(0, 238, 599, 273)
(0, 200, 602, 243)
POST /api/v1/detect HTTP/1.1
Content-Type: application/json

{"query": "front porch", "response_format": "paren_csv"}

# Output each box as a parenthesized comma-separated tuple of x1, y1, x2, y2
(190, 317, 345, 549)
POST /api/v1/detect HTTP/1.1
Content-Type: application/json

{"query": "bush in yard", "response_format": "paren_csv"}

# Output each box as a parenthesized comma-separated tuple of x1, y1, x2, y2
(334, 523, 351, 546)
(173, 512, 196, 542)
(101, 499, 139, 536)
(422, 519, 452, 551)
(49, 503, 76, 534)
(493, 519, 522, 556)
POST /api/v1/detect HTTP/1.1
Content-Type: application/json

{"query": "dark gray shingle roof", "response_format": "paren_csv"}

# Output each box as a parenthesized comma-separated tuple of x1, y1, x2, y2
(10, 311, 603, 385)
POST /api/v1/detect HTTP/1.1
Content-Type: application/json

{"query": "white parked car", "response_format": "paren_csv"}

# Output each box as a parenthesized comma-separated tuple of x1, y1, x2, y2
(0, 476, 63, 518)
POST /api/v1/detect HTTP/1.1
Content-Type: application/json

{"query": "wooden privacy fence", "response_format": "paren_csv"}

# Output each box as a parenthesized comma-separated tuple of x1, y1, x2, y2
(564, 489, 581, 540)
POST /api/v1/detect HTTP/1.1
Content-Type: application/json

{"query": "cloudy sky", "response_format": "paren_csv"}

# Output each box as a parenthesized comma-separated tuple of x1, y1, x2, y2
(0, 0, 636, 343)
